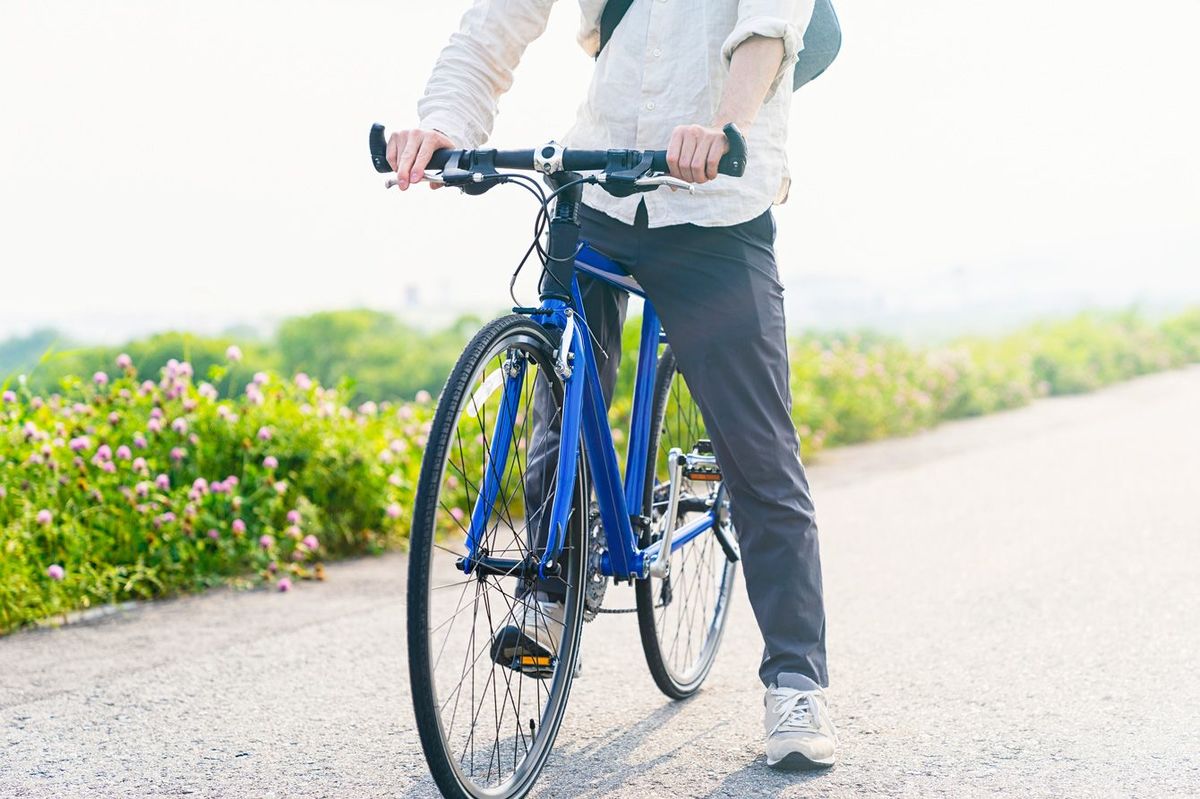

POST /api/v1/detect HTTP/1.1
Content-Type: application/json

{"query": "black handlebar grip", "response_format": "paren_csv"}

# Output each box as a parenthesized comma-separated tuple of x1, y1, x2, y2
(370, 123, 391, 173)
(646, 124, 748, 177)
(371, 124, 457, 173)
(717, 123, 748, 177)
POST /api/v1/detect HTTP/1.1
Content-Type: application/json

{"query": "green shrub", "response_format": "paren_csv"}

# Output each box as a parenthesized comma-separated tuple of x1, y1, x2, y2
(276, 310, 480, 402)
(1159, 308, 1200, 363)
(18, 333, 277, 399)
(0, 355, 429, 632)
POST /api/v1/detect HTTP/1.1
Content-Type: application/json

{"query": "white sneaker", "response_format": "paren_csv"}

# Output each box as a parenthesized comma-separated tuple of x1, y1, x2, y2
(490, 594, 565, 678)
(764, 674, 838, 770)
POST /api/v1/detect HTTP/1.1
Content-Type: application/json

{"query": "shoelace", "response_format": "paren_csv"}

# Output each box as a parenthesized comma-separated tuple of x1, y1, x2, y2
(768, 688, 819, 735)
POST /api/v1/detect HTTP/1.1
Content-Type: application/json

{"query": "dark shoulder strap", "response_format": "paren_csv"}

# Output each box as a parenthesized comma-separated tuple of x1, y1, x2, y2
(598, 0, 636, 56)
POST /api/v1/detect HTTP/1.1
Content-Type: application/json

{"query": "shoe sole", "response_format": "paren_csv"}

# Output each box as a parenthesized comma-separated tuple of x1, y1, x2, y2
(767, 751, 835, 771)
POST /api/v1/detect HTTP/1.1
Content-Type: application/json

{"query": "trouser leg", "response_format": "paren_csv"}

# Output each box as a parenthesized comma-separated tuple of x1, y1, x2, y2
(523, 273, 628, 600)
(585, 203, 828, 688)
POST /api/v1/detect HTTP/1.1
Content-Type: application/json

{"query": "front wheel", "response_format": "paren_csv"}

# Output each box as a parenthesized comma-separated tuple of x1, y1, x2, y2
(407, 315, 587, 799)
(636, 346, 738, 699)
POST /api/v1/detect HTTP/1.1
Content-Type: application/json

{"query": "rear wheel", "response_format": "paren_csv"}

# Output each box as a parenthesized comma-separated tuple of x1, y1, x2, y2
(635, 346, 738, 699)
(408, 315, 587, 799)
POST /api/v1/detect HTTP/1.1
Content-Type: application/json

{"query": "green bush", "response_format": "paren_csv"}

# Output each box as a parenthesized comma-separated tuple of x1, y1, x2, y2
(783, 310, 1198, 456)
(1020, 312, 1182, 394)
(1160, 309, 1200, 361)
(0, 355, 429, 632)
(7, 311, 482, 404)
(17, 333, 277, 400)
(277, 309, 479, 402)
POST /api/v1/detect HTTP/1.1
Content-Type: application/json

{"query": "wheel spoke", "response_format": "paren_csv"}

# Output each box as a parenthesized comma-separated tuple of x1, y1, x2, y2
(412, 324, 584, 794)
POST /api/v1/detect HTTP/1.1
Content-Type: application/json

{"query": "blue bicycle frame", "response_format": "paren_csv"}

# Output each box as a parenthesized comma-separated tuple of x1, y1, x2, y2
(461, 242, 717, 582)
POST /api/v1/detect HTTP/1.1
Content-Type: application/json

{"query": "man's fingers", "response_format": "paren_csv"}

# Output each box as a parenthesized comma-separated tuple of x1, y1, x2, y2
(677, 133, 698, 183)
(704, 135, 723, 182)
(666, 128, 684, 179)
(396, 132, 422, 190)
(690, 137, 713, 185)
(411, 136, 440, 184)
(386, 131, 407, 173)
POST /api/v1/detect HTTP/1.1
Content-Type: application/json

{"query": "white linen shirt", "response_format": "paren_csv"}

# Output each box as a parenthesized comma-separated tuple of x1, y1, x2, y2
(418, 0, 814, 228)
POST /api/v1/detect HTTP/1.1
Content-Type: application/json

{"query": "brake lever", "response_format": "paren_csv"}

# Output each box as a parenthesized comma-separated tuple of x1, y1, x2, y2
(384, 171, 445, 189)
(595, 174, 694, 194)
(633, 175, 694, 194)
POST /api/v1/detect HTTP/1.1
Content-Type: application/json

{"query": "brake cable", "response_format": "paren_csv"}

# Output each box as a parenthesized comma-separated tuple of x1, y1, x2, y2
(505, 174, 596, 308)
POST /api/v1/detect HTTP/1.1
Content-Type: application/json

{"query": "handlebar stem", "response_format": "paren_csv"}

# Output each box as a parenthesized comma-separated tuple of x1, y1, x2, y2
(539, 172, 584, 303)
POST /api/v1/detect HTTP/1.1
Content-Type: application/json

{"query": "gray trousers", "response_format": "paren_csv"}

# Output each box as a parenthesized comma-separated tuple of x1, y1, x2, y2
(526, 201, 828, 689)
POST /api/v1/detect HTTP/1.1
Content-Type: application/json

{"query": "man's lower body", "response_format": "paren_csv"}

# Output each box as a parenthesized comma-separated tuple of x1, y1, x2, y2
(514, 201, 835, 768)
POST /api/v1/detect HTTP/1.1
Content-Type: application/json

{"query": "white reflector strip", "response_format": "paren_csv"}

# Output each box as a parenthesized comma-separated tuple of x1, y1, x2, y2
(466, 369, 505, 418)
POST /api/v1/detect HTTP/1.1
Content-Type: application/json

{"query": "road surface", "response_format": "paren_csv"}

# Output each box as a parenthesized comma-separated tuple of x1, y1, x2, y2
(3, 367, 1199, 798)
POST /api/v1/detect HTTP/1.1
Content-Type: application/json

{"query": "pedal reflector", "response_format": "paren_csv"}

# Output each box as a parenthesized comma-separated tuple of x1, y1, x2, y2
(683, 453, 721, 482)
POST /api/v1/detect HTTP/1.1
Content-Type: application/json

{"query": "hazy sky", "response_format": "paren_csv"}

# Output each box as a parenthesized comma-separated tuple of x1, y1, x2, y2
(2, 0, 1198, 342)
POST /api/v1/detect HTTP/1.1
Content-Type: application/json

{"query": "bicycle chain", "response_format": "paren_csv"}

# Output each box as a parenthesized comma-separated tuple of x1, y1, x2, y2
(593, 600, 666, 615)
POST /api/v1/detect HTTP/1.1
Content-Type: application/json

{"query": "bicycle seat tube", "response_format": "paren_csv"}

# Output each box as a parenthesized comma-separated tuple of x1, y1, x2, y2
(540, 172, 584, 303)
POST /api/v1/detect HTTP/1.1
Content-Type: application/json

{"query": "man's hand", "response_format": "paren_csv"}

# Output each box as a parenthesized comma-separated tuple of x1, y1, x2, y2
(666, 125, 730, 185)
(386, 128, 456, 191)
(665, 35, 785, 185)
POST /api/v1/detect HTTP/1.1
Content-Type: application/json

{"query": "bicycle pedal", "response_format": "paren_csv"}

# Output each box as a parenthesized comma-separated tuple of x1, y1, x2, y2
(683, 441, 721, 482)
(515, 655, 557, 678)
(491, 626, 557, 679)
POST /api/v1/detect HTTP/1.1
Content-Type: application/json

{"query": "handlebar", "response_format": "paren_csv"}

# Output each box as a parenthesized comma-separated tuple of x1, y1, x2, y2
(368, 123, 748, 181)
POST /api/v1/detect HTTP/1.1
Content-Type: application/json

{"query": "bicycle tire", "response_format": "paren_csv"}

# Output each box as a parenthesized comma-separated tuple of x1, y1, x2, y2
(635, 346, 738, 700)
(408, 314, 587, 799)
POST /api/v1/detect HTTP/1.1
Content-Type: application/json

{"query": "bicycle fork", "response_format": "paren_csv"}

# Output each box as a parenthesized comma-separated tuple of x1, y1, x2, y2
(458, 302, 585, 582)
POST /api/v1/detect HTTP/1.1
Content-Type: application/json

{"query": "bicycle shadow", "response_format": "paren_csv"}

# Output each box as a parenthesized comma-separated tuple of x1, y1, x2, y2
(539, 698, 833, 798)
(399, 696, 833, 798)
(535, 698, 692, 797)
(397, 701, 689, 799)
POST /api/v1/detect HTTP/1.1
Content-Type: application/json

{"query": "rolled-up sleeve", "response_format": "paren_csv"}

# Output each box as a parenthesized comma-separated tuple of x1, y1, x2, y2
(721, 0, 815, 98)
(417, 0, 556, 148)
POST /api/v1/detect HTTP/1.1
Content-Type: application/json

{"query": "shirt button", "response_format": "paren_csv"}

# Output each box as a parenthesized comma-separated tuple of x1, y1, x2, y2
(645, 101, 656, 110)
(652, 47, 662, 58)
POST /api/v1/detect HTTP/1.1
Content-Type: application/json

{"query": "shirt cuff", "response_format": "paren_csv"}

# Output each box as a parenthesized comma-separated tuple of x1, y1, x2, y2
(720, 16, 804, 99)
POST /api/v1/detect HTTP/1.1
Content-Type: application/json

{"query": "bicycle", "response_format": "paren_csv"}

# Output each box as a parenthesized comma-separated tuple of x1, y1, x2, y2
(370, 122, 749, 799)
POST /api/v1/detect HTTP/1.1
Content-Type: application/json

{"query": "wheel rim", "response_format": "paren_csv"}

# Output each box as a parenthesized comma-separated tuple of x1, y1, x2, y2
(417, 329, 584, 796)
(647, 486, 736, 687)
(647, 359, 736, 688)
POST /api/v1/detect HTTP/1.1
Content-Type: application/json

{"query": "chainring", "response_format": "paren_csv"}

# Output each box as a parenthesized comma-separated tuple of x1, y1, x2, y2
(582, 506, 608, 622)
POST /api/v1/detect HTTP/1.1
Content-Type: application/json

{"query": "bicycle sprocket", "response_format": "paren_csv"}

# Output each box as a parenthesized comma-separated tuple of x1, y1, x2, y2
(582, 506, 608, 621)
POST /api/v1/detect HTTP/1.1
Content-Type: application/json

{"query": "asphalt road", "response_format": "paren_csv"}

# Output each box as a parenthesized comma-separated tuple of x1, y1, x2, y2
(3, 367, 1199, 798)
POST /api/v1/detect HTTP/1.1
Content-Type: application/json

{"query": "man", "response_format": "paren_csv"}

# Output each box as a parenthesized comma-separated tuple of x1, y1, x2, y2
(387, 0, 836, 771)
